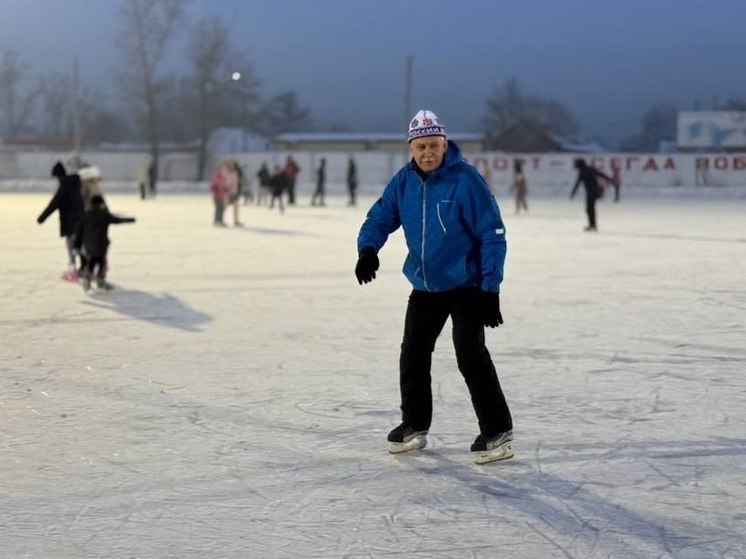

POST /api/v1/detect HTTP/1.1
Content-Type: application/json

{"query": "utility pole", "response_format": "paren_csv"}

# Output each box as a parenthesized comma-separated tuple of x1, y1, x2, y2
(72, 55, 82, 159)
(404, 55, 413, 129)
(403, 55, 413, 163)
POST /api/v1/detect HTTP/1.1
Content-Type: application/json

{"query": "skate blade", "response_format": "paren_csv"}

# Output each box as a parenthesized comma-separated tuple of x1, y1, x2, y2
(473, 441, 515, 464)
(388, 435, 427, 454)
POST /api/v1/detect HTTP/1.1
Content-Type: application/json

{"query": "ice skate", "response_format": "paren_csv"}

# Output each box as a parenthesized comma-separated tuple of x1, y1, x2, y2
(471, 431, 514, 464)
(387, 423, 428, 454)
(96, 279, 114, 291)
(61, 268, 79, 282)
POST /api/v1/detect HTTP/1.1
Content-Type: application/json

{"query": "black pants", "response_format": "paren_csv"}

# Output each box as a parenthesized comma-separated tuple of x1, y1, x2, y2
(85, 255, 107, 280)
(399, 289, 513, 436)
(585, 196, 597, 228)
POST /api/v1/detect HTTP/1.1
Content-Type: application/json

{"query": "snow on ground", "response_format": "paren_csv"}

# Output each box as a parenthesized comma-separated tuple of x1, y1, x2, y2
(1, 189, 745, 558)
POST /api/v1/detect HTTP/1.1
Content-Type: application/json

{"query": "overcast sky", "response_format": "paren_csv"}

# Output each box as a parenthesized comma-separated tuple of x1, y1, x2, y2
(1, 0, 745, 146)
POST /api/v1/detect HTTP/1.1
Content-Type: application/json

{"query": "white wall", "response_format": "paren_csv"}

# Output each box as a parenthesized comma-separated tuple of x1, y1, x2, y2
(467, 152, 746, 191)
(2, 149, 745, 193)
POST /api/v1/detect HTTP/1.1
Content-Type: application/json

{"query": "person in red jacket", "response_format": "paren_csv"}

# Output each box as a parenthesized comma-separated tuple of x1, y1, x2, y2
(210, 163, 230, 226)
(283, 156, 300, 205)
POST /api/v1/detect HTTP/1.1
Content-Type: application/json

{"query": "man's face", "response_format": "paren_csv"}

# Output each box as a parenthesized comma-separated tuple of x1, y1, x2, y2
(409, 136, 447, 173)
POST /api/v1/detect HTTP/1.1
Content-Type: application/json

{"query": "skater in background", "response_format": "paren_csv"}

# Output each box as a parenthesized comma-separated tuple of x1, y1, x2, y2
(347, 156, 358, 206)
(510, 159, 528, 214)
(695, 158, 710, 187)
(310, 157, 326, 206)
(570, 158, 617, 232)
(268, 165, 286, 214)
(224, 159, 244, 227)
(73, 195, 135, 292)
(147, 160, 157, 198)
(137, 164, 149, 200)
(355, 109, 514, 464)
(611, 166, 621, 202)
(283, 155, 300, 205)
(238, 163, 253, 205)
(256, 162, 271, 205)
(37, 161, 85, 280)
(210, 162, 229, 226)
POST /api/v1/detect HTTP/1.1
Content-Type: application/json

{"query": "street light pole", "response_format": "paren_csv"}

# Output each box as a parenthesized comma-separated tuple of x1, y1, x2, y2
(404, 55, 413, 129)
(403, 55, 413, 163)
(72, 55, 82, 160)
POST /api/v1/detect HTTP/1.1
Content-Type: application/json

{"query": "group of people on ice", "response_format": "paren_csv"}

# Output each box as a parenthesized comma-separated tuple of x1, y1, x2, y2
(210, 154, 359, 223)
(37, 160, 136, 292)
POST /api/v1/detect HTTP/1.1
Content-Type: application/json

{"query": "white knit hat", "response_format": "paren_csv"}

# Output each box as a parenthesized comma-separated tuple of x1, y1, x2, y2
(407, 109, 446, 142)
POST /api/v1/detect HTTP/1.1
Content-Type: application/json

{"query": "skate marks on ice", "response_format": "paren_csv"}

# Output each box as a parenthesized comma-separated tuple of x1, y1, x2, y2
(286, 390, 746, 557)
(385, 437, 746, 559)
(600, 230, 746, 245)
(229, 225, 312, 237)
(80, 287, 212, 332)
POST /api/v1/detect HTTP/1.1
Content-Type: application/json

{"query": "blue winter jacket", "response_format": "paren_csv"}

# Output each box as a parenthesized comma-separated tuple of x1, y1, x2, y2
(357, 140, 506, 293)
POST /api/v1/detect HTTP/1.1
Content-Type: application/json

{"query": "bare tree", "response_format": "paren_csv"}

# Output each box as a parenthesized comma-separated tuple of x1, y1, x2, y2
(116, 0, 187, 182)
(619, 103, 677, 152)
(724, 97, 746, 111)
(255, 91, 312, 138)
(0, 49, 41, 137)
(38, 72, 74, 138)
(483, 78, 578, 138)
(185, 16, 261, 179)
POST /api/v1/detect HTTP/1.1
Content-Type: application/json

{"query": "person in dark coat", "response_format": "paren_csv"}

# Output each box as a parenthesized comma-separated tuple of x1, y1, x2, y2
(347, 156, 358, 206)
(147, 160, 157, 198)
(570, 158, 618, 231)
(256, 162, 272, 205)
(310, 157, 326, 206)
(268, 165, 286, 214)
(37, 161, 85, 277)
(73, 195, 136, 291)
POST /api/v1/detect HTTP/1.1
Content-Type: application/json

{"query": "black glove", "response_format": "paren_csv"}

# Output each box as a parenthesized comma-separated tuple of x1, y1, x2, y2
(480, 291, 503, 328)
(355, 247, 379, 285)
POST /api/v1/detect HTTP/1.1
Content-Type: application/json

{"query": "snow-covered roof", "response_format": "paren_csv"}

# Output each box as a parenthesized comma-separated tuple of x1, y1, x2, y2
(274, 132, 484, 142)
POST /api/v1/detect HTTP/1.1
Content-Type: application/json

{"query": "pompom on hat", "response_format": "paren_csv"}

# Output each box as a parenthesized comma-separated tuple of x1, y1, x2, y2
(407, 109, 446, 142)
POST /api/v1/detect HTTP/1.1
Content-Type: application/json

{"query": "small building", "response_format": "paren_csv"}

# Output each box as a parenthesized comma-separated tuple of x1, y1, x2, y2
(486, 121, 565, 153)
(272, 132, 485, 153)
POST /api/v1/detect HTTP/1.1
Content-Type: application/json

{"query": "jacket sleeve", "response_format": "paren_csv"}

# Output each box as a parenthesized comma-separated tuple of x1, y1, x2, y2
(109, 214, 136, 224)
(461, 166, 506, 292)
(356, 173, 402, 253)
(37, 189, 62, 223)
(570, 173, 581, 197)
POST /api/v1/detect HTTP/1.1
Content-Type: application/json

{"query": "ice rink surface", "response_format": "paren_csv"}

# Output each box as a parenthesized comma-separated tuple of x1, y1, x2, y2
(2, 189, 745, 558)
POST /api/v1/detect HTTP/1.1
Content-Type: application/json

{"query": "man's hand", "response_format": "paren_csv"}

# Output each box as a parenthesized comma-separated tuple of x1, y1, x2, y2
(355, 247, 379, 285)
(481, 291, 503, 328)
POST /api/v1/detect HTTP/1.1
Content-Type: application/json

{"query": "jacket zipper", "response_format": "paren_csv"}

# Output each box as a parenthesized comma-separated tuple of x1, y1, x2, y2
(419, 175, 429, 291)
